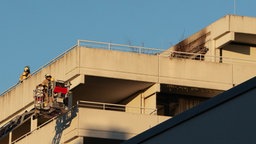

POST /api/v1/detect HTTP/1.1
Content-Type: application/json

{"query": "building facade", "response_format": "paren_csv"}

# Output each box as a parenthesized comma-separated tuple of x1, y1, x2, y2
(123, 76, 256, 144)
(0, 15, 256, 144)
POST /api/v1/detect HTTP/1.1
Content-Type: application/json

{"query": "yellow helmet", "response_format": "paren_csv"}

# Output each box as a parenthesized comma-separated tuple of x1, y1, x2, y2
(24, 66, 30, 72)
(45, 74, 52, 78)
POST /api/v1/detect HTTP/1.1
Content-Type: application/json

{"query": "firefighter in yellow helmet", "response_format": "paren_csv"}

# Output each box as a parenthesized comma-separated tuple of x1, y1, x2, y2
(41, 74, 54, 86)
(41, 74, 55, 107)
(19, 66, 31, 83)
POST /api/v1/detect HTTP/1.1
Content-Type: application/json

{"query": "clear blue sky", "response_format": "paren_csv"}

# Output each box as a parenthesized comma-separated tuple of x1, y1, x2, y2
(0, 0, 255, 94)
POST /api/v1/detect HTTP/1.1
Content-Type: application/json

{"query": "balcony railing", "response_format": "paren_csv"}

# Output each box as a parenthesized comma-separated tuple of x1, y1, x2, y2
(161, 50, 256, 64)
(77, 100, 157, 115)
(77, 39, 164, 55)
(10, 100, 157, 143)
(2, 39, 256, 96)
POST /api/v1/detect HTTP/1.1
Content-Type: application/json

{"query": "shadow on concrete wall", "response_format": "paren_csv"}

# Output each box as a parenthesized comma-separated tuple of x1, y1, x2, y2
(223, 42, 251, 55)
(52, 106, 78, 144)
(83, 125, 126, 144)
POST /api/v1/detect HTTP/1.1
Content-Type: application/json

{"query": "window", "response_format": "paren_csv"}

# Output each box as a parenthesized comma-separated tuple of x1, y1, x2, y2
(157, 93, 208, 116)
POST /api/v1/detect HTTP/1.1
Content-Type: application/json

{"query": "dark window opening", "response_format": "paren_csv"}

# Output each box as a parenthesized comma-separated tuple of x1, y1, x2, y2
(220, 48, 223, 63)
(12, 120, 31, 142)
(157, 93, 208, 116)
(37, 116, 52, 127)
(0, 134, 9, 144)
(84, 137, 124, 144)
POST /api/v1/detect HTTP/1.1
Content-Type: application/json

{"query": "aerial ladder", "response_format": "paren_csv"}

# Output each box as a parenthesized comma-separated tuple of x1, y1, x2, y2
(0, 80, 72, 140)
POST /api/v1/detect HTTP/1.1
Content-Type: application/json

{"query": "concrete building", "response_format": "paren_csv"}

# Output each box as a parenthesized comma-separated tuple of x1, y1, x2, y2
(123, 76, 256, 144)
(0, 14, 256, 144)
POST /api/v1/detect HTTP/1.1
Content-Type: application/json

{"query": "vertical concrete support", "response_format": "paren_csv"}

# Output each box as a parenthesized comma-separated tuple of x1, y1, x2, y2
(9, 132, 12, 144)
(142, 83, 160, 115)
(69, 74, 85, 90)
(126, 94, 142, 114)
(126, 84, 159, 114)
(31, 117, 37, 131)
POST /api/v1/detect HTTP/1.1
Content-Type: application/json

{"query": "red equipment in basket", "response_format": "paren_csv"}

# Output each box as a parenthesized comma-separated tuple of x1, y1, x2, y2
(53, 86, 68, 94)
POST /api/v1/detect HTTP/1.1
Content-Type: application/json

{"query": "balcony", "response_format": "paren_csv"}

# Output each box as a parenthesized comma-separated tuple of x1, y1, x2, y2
(6, 101, 169, 144)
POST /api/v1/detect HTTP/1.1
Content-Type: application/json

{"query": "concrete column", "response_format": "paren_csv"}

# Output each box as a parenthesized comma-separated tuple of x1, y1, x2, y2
(9, 132, 12, 144)
(31, 117, 38, 131)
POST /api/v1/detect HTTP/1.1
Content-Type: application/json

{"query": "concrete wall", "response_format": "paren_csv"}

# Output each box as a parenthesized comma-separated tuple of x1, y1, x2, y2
(158, 57, 234, 90)
(233, 63, 256, 85)
(78, 47, 250, 91)
(126, 84, 159, 114)
(13, 107, 169, 144)
(78, 47, 159, 82)
(2, 46, 256, 125)
(222, 45, 256, 61)
(168, 15, 256, 60)
(208, 15, 256, 52)
(229, 15, 256, 34)
(74, 108, 169, 141)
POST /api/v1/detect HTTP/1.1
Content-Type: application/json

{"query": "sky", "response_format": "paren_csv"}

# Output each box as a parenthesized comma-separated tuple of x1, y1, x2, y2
(0, 0, 256, 94)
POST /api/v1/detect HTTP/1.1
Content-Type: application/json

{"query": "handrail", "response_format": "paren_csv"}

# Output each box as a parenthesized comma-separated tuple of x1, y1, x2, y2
(2, 39, 256, 97)
(163, 50, 256, 64)
(11, 104, 78, 144)
(11, 113, 58, 143)
(0, 44, 78, 96)
(11, 100, 157, 143)
(77, 100, 157, 115)
(1, 40, 164, 96)
(77, 39, 164, 55)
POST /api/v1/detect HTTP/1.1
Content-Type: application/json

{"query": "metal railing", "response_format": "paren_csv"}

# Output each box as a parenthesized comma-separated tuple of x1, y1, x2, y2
(164, 50, 256, 65)
(11, 105, 76, 144)
(2, 39, 256, 97)
(0, 44, 78, 96)
(77, 100, 157, 115)
(77, 39, 164, 55)
(11, 100, 157, 143)
(0, 40, 164, 96)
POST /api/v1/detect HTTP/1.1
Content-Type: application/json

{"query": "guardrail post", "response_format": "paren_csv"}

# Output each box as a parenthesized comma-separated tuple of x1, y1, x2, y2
(108, 43, 111, 50)
(77, 40, 80, 46)
(9, 132, 12, 144)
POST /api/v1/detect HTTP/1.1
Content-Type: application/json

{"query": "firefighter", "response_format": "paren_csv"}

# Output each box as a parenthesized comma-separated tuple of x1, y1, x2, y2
(41, 74, 54, 86)
(19, 66, 31, 83)
(41, 74, 55, 108)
